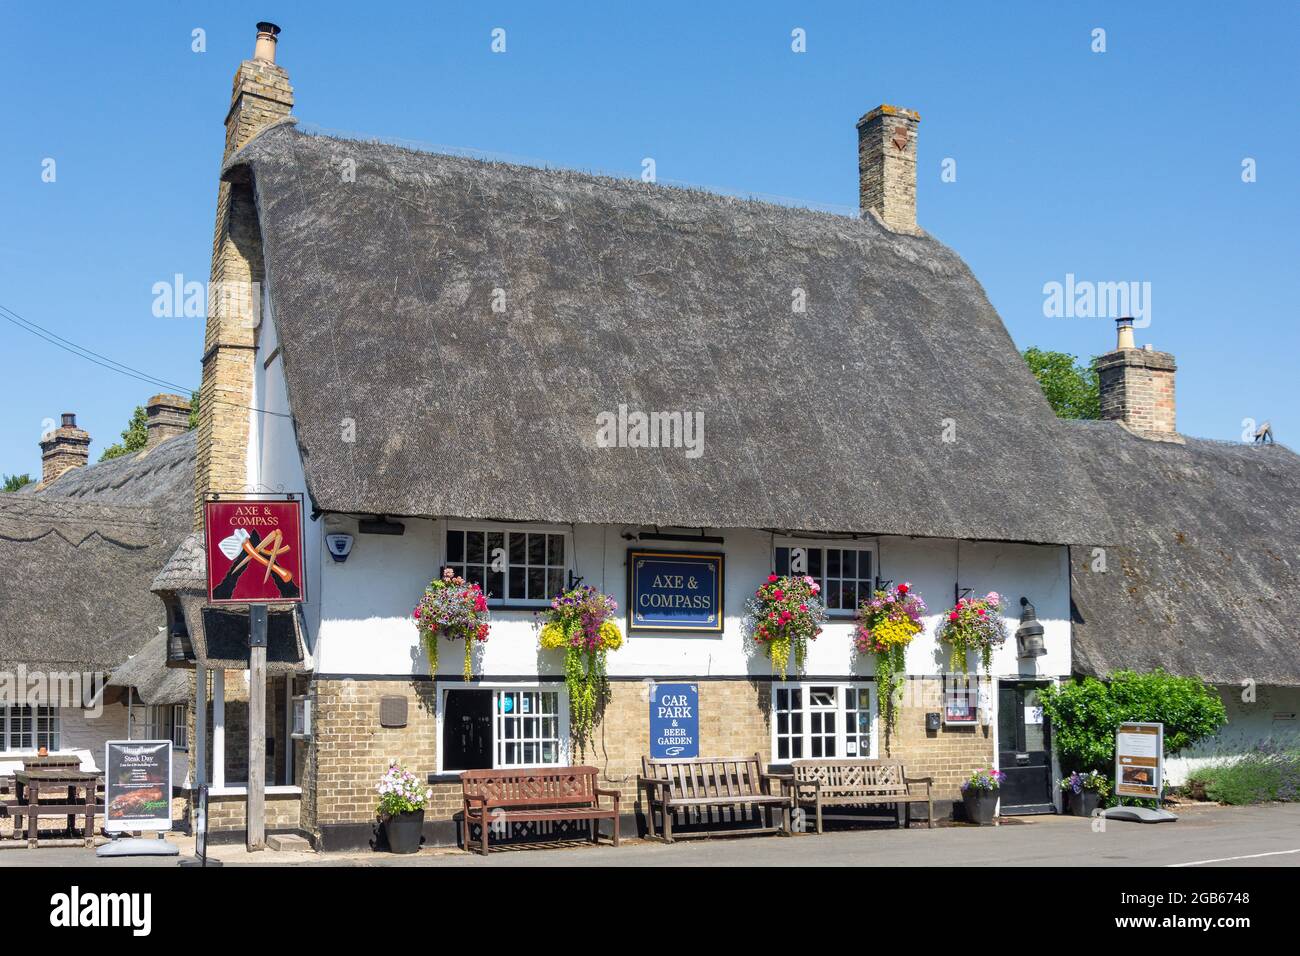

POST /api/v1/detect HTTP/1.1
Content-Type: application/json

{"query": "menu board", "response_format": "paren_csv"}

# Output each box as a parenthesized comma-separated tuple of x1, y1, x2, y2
(1115, 722, 1162, 799)
(104, 740, 173, 832)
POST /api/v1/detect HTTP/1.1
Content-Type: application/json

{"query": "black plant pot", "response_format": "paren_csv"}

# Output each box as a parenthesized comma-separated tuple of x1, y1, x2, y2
(962, 788, 998, 825)
(1067, 789, 1102, 817)
(383, 809, 425, 854)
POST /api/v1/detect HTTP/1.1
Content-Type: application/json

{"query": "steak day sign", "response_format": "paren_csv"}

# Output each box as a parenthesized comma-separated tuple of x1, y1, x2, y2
(204, 498, 305, 604)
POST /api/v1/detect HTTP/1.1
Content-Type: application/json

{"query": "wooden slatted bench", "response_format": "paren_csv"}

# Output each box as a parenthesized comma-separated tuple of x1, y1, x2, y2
(786, 758, 933, 834)
(460, 766, 621, 856)
(639, 753, 792, 842)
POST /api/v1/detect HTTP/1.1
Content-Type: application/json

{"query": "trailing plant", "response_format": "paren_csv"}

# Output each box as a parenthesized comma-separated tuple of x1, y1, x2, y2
(746, 574, 826, 678)
(413, 567, 491, 681)
(375, 761, 431, 818)
(937, 592, 1007, 675)
(961, 768, 1005, 792)
(1059, 770, 1111, 798)
(1037, 670, 1228, 776)
(855, 582, 926, 736)
(539, 585, 623, 754)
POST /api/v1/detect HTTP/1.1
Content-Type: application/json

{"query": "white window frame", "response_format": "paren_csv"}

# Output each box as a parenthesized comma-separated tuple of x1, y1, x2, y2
(442, 521, 573, 608)
(0, 705, 60, 752)
(769, 682, 877, 764)
(434, 681, 571, 774)
(772, 537, 876, 617)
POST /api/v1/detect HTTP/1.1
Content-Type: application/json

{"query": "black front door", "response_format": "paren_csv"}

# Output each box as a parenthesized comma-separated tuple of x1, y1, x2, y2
(443, 689, 493, 771)
(997, 681, 1054, 814)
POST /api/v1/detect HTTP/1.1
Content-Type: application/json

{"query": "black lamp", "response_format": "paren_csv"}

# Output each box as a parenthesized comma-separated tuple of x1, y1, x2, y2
(1015, 597, 1046, 659)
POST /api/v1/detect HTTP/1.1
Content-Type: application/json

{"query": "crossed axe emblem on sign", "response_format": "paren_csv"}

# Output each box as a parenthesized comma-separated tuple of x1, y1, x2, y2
(230, 528, 295, 584)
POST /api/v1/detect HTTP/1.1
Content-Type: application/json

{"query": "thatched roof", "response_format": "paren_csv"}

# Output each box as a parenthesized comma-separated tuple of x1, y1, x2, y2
(1068, 421, 1300, 686)
(227, 124, 1111, 545)
(105, 628, 189, 705)
(0, 432, 195, 673)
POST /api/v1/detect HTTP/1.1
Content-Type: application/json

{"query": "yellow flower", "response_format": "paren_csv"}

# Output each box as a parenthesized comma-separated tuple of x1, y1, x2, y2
(599, 620, 624, 651)
(539, 622, 568, 650)
(873, 617, 919, 648)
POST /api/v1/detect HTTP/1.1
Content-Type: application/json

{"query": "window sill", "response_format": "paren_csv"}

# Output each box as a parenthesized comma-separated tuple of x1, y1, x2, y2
(206, 785, 303, 797)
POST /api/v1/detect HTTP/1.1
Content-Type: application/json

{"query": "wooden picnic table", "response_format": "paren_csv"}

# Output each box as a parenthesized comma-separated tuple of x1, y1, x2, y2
(11, 769, 102, 848)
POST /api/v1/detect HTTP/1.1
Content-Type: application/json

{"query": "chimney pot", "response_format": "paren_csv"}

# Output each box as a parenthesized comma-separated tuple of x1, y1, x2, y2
(857, 104, 921, 233)
(61, 412, 76, 428)
(253, 21, 281, 62)
(1115, 316, 1136, 350)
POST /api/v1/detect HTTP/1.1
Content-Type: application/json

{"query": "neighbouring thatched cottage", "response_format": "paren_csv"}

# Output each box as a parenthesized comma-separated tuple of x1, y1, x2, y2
(0, 401, 195, 788)
(162, 24, 1298, 848)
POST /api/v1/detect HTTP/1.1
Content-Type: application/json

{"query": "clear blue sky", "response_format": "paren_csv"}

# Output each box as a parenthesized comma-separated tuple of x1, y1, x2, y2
(2, 1, 1296, 476)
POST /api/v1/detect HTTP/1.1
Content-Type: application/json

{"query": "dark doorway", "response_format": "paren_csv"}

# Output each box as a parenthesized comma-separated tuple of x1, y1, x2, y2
(997, 681, 1055, 814)
(443, 689, 493, 771)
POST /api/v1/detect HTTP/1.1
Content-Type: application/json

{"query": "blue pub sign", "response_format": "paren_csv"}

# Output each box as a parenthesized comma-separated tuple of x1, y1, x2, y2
(650, 683, 699, 759)
(627, 550, 724, 633)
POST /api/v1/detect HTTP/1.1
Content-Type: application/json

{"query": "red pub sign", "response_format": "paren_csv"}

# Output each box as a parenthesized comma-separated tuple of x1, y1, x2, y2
(204, 498, 305, 604)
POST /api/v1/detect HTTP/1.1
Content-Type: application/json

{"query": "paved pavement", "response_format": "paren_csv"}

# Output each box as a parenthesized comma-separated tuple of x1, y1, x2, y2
(2, 803, 1298, 868)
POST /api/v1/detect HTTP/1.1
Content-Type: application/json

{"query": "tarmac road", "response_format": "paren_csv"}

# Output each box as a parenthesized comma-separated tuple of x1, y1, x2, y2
(2, 802, 1297, 868)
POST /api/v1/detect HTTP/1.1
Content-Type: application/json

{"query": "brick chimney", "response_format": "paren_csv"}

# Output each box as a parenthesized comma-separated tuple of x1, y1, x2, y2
(857, 105, 921, 234)
(1096, 318, 1181, 442)
(40, 413, 90, 485)
(145, 393, 191, 448)
(195, 22, 294, 524)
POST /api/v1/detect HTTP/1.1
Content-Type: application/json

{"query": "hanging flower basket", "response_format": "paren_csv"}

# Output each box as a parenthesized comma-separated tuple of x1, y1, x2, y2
(538, 585, 623, 754)
(745, 575, 826, 678)
(413, 568, 491, 681)
(854, 582, 926, 737)
(937, 592, 1007, 675)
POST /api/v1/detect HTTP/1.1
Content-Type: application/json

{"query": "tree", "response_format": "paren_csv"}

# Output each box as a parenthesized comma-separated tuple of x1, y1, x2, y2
(98, 406, 149, 461)
(1022, 347, 1101, 420)
(2, 473, 32, 492)
(1039, 670, 1228, 776)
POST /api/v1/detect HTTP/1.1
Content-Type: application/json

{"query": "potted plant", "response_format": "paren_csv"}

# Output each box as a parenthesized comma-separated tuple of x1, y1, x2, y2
(746, 574, 826, 678)
(937, 592, 1008, 675)
(539, 585, 623, 754)
(960, 767, 1005, 825)
(413, 567, 491, 680)
(376, 761, 431, 854)
(855, 582, 926, 739)
(1060, 770, 1109, 816)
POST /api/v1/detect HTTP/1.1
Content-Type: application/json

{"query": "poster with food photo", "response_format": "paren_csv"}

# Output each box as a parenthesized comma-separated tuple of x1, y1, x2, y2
(104, 740, 173, 832)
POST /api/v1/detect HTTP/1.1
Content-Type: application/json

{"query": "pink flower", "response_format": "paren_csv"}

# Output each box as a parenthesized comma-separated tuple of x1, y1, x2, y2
(768, 574, 778, 583)
(773, 589, 785, 601)
(810, 583, 821, 595)
(799, 603, 808, 612)
(949, 611, 959, 622)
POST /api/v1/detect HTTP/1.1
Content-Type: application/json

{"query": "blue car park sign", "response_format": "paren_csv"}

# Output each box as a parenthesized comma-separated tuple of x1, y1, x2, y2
(627, 550, 724, 633)
(650, 683, 699, 759)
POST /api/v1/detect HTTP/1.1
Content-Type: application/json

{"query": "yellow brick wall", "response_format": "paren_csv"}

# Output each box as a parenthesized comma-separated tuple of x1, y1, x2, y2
(308, 676, 987, 836)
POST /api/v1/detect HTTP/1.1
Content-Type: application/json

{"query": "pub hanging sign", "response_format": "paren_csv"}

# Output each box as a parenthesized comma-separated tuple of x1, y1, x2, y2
(204, 496, 305, 604)
(627, 550, 723, 633)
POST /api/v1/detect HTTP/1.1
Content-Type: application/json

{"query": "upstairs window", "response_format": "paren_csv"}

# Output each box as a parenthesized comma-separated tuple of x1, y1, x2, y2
(773, 543, 875, 614)
(445, 528, 568, 606)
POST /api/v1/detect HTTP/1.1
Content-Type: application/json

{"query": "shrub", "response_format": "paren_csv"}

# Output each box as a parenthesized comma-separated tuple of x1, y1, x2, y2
(1038, 670, 1227, 776)
(1196, 739, 1300, 805)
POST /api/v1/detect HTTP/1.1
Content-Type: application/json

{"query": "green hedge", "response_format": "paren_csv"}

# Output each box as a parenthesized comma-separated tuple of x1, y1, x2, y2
(1039, 670, 1227, 776)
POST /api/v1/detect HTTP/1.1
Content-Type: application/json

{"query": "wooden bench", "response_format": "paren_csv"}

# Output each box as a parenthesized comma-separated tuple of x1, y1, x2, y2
(786, 759, 933, 833)
(639, 754, 792, 842)
(460, 766, 621, 856)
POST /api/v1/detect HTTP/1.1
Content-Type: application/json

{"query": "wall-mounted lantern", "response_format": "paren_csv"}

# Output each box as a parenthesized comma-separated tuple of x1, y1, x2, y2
(1015, 597, 1046, 659)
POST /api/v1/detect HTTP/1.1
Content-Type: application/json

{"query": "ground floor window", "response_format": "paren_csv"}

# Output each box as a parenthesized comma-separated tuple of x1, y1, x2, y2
(439, 685, 568, 773)
(0, 705, 60, 751)
(771, 683, 875, 762)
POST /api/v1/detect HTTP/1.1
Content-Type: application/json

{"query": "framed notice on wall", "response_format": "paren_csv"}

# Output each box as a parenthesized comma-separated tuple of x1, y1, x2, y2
(204, 496, 305, 604)
(627, 550, 723, 633)
(104, 740, 173, 833)
(1115, 721, 1163, 800)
